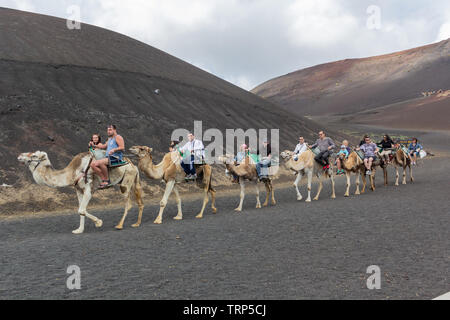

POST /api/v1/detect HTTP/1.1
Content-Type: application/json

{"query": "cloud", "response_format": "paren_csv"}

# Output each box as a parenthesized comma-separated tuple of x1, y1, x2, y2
(4, 0, 35, 12)
(1, 0, 450, 90)
(437, 23, 450, 41)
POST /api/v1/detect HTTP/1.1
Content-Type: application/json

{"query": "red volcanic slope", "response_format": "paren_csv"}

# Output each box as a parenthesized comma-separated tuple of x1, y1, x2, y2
(252, 39, 450, 117)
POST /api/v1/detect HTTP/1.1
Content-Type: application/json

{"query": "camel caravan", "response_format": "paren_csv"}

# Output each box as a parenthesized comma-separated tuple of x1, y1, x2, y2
(17, 125, 424, 235)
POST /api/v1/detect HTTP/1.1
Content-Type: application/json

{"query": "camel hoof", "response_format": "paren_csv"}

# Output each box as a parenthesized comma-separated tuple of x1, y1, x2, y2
(212, 208, 218, 214)
(263, 203, 269, 207)
(313, 198, 319, 201)
(115, 225, 123, 230)
(344, 194, 349, 197)
(305, 199, 311, 203)
(256, 204, 262, 209)
(131, 223, 140, 228)
(297, 197, 303, 201)
(234, 208, 242, 212)
(95, 219, 103, 228)
(402, 182, 407, 185)
(331, 196, 336, 199)
(72, 229, 84, 235)
(173, 215, 183, 221)
(195, 214, 203, 219)
(154, 219, 162, 225)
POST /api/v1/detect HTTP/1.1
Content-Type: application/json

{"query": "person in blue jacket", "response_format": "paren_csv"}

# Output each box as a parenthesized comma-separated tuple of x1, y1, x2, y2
(408, 138, 423, 166)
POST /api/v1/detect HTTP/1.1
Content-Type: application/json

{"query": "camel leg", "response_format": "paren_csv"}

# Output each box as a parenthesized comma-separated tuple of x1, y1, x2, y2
(235, 178, 245, 212)
(330, 173, 336, 199)
(294, 171, 303, 201)
(344, 172, 351, 197)
(361, 172, 367, 194)
(271, 181, 276, 205)
(395, 166, 400, 186)
(370, 171, 376, 191)
(195, 187, 209, 219)
(154, 180, 175, 224)
(355, 172, 361, 195)
(73, 189, 86, 235)
(73, 185, 102, 234)
(116, 194, 132, 230)
(209, 186, 217, 214)
(172, 186, 183, 221)
(305, 170, 313, 202)
(255, 182, 262, 209)
(132, 180, 145, 228)
(409, 165, 414, 182)
(263, 181, 270, 207)
(313, 175, 323, 201)
(402, 166, 407, 185)
(384, 167, 388, 186)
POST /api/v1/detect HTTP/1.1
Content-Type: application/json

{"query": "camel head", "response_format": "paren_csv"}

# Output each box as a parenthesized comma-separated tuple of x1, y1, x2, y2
(280, 150, 294, 160)
(18, 151, 49, 167)
(129, 146, 153, 159)
(217, 154, 235, 164)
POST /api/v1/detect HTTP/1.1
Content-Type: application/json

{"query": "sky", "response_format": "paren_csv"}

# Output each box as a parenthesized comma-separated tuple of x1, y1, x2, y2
(1, 0, 449, 90)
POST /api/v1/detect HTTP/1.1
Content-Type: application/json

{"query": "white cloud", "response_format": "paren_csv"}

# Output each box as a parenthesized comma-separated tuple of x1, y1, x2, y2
(1, 0, 450, 90)
(6, 0, 34, 12)
(437, 22, 450, 42)
(286, 0, 359, 47)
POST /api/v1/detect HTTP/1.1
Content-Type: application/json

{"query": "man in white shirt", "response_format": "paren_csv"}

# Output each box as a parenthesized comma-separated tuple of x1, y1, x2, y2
(180, 133, 205, 180)
(293, 136, 308, 161)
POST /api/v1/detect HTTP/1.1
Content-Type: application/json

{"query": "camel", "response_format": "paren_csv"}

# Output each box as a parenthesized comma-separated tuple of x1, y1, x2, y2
(383, 147, 414, 186)
(343, 150, 387, 193)
(17, 151, 144, 234)
(280, 150, 336, 202)
(338, 151, 368, 196)
(218, 154, 276, 212)
(129, 146, 217, 224)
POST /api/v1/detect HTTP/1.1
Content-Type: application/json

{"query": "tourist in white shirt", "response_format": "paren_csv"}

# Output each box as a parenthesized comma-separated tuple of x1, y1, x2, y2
(293, 136, 308, 161)
(180, 133, 205, 180)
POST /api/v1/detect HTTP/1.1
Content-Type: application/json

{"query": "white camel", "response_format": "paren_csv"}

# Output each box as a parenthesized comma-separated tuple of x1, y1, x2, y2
(18, 151, 144, 234)
(280, 150, 336, 202)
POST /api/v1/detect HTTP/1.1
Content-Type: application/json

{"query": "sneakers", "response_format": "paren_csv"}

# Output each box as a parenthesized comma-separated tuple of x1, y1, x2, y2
(336, 169, 345, 175)
(185, 174, 197, 181)
(366, 170, 372, 175)
(323, 164, 330, 171)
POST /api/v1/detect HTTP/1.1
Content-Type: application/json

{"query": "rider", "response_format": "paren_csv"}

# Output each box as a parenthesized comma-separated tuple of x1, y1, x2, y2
(310, 131, 335, 170)
(90, 125, 125, 189)
(88, 134, 102, 149)
(180, 133, 205, 180)
(335, 140, 350, 175)
(293, 136, 308, 161)
(408, 138, 423, 166)
(256, 140, 272, 180)
(229, 144, 248, 183)
(379, 134, 394, 164)
(358, 136, 379, 176)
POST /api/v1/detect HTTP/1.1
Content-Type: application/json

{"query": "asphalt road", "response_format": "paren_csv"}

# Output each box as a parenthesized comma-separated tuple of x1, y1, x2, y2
(0, 157, 448, 300)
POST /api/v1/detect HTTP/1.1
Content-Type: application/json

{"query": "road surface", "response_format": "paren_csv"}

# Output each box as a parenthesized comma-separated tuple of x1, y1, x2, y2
(0, 157, 448, 300)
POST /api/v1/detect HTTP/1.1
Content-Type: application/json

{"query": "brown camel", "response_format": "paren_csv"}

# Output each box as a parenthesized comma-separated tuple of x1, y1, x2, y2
(383, 147, 414, 186)
(343, 150, 387, 193)
(218, 154, 276, 211)
(129, 146, 217, 224)
(280, 150, 336, 201)
(17, 151, 144, 234)
(338, 151, 368, 196)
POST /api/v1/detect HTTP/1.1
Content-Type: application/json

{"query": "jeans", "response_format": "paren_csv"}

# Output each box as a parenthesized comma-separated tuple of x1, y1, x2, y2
(256, 159, 271, 177)
(181, 155, 196, 175)
(315, 150, 332, 166)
